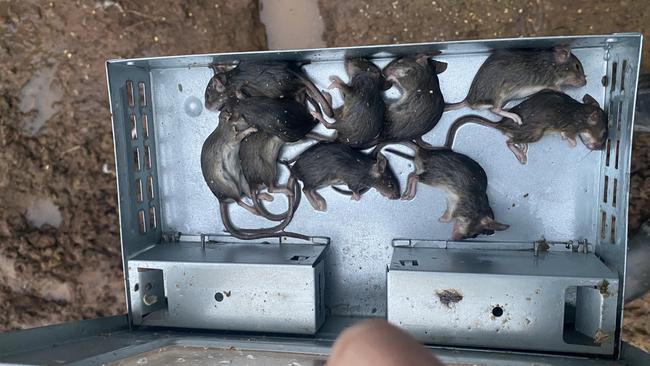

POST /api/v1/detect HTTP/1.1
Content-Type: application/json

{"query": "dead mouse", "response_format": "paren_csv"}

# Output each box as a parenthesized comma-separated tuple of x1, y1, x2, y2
(384, 143, 509, 240)
(201, 111, 306, 240)
(312, 58, 389, 148)
(379, 54, 447, 147)
(239, 131, 294, 221)
(226, 96, 324, 143)
(445, 90, 607, 164)
(287, 142, 400, 212)
(205, 60, 333, 117)
(445, 46, 587, 125)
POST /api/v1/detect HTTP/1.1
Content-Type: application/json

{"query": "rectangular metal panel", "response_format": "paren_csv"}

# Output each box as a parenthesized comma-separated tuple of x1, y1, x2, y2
(126, 242, 327, 334)
(103, 34, 644, 357)
(387, 248, 619, 354)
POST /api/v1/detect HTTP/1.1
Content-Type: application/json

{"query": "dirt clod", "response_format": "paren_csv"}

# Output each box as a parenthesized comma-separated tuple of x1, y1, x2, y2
(436, 289, 463, 308)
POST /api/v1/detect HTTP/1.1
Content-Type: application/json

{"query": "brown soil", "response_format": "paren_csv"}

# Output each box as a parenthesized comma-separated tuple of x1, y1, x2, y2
(317, 0, 650, 73)
(0, 0, 265, 331)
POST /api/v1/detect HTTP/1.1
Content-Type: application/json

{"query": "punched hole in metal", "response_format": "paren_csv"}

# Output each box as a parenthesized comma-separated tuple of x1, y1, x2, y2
(492, 306, 504, 317)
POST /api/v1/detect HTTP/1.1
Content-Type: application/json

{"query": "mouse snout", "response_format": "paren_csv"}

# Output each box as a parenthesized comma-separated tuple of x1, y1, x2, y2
(570, 73, 587, 88)
(579, 132, 607, 150)
(379, 187, 400, 200)
(587, 140, 606, 150)
(376, 181, 401, 200)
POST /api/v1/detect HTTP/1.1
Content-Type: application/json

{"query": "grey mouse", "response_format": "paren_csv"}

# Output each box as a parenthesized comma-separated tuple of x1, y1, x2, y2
(312, 58, 389, 148)
(239, 131, 295, 221)
(226, 96, 324, 143)
(445, 46, 587, 125)
(445, 90, 608, 164)
(379, 54, 447, 147)
(384, 143, 509, 240)
(288, 142, 401, 212)
(205, 60, 333, 117)
(201, 112, 306, 240)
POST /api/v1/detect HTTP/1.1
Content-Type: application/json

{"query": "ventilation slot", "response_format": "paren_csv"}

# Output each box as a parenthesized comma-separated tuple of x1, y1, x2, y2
(605, 140, 611, 167)
(614, 140, 620, 170)
(130, 114, 138, 139)
(610, 62, 618, 93)
(149, 206, 157, 229)
(142, 113, 150, 139)
(135, 178, 144, 203)
(138, 210, 147, 234)
(138, 82, 147, 107)
(610, 215, 616, 244)
(612, 179, 618, 207)
(126, 80, 135, 107)
(133, 148, 141, 171)
(617, 100, 623, 132)
(147, 175, 155, 200)
(602, 176, 608, 203)
(144, 145, 152, 170)
(620, 60, 627, 91)
(600, 211, 607, 240)
(399, 259, 419, 267)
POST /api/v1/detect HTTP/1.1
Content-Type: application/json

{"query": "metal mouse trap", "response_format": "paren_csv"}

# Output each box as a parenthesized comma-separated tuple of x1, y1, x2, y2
(1, 34, 649, 365)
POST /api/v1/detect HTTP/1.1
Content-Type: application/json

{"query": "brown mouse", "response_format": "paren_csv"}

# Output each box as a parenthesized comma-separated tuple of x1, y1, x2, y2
(312, 58, 389, 148)
(205, 60, 333, 117)
(201, 112, 306, 240)
(287, 142, 400, 212)
(445, 46, 587, 125)
(445, 90, 608, 164)
(379, 54, 447, 147)
(239, 131, 295, 221)
(384, 143, 509, 240)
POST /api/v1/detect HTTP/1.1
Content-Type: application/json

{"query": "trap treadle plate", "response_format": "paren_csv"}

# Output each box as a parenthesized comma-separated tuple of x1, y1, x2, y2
(387, 248, 618, 354)
(127, 241, 328, 334)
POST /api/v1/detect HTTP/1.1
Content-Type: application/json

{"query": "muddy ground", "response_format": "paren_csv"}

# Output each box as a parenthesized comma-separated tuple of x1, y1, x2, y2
(1, 0, 649, 356)
(0, 0, 265, 330)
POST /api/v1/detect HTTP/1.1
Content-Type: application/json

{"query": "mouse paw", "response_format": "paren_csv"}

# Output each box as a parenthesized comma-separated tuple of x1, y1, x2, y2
(351, 192, 362, 201)
(401, 193, 416, 201)
(257, 192, 274, 202)
(328, 75, 344, 89)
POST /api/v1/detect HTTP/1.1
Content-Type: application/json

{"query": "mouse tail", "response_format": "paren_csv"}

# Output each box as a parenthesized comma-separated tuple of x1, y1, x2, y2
(251, 188, 287, 222)
(444, 100, 467, 112)
(372, 140, 419, 159)
(219, 186, 308, 240)
(383, 148, 415, 160)
(445, 114, 500, 148)
(331, 186, 371, 196)
(293, 70, 335, 118)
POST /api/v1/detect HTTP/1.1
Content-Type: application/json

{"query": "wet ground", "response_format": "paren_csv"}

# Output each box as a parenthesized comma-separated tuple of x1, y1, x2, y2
(1, 0, 649, 356)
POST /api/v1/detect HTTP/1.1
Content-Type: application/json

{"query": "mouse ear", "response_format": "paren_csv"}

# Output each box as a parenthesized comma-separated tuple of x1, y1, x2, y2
(210, 74, 227, 93)
(415, 54, 430, 66)
(430, 60, 448, 74)
(582, 94, 600, 107)
(588, 110, 601, 126)
(370, 153, 388, 177)
(553, 45, 572, 64)
(480, 217, 509, 231)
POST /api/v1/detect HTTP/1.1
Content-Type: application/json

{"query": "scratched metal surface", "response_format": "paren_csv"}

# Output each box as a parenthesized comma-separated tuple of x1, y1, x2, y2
(143, 37, 626, 318)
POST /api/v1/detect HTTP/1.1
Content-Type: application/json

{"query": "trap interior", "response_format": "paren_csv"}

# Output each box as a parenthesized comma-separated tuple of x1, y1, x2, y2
(104, 34, 641, 357)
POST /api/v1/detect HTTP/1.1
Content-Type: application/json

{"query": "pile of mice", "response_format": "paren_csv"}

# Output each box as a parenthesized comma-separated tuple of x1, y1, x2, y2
(200, 46, 608, 241)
